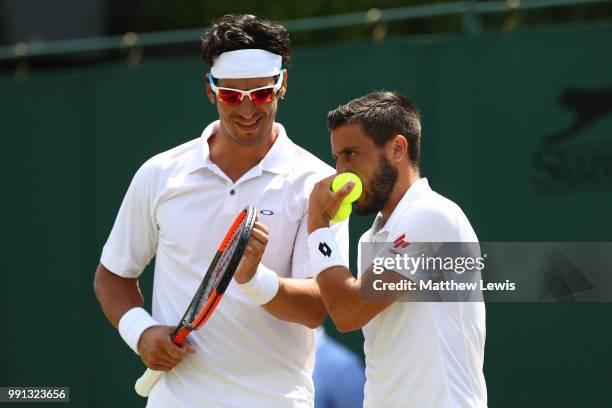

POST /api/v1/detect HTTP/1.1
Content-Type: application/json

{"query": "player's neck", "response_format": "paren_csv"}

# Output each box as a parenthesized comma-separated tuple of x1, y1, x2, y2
(380, 170, 420, 225)
(208, 126, 277, 183)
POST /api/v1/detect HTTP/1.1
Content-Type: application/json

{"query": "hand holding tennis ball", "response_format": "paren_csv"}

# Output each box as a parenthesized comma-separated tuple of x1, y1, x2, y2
(331, 172, 363, 222)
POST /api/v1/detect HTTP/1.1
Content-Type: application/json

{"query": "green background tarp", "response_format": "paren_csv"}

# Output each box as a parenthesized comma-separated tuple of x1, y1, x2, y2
(1, 24, 611, 406)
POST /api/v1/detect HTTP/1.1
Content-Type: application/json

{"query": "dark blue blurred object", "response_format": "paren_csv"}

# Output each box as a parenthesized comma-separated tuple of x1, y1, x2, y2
(314, 328, 365, 408)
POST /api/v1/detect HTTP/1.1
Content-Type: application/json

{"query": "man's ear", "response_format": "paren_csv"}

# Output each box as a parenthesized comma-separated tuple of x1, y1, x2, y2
(279, 69, 288, 99)
(205, 73, 216, 104)
(392, 134, 408, 163)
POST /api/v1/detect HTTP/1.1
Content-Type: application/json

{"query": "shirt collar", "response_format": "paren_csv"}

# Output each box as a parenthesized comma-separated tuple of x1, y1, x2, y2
(373, 178, 432, 236)
(187, 120, 293, 175)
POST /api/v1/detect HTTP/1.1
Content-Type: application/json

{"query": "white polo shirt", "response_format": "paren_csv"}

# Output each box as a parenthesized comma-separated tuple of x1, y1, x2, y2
(101, 121, 349, 408)
(357, 178, 487, 408)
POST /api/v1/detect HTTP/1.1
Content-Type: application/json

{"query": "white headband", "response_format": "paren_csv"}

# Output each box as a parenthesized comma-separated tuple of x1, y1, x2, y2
(210, 49, 282, 79)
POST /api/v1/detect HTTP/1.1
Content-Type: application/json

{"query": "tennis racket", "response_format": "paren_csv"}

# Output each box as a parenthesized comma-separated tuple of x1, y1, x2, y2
(134, 205, 257, 397)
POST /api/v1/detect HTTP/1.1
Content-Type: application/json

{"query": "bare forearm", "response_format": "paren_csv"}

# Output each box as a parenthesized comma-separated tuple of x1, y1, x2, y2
(93, 263, 145, 327)
(317, 267, 363, 331)
(262, 278, 327, 329)
(317, 267, 394, 333)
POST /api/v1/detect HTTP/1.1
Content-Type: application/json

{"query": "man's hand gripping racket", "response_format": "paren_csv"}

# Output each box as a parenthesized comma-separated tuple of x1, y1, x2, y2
(134, 205, 258, 397)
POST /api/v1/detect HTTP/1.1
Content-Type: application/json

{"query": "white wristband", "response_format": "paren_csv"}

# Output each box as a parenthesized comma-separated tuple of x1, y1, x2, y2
(118, 307, 159, 355)
(307, 227, 347, 278)
(237, 264, 280, 305)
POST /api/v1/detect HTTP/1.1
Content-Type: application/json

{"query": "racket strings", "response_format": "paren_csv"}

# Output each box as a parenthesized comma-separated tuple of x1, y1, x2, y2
(190, 219, 245, 318)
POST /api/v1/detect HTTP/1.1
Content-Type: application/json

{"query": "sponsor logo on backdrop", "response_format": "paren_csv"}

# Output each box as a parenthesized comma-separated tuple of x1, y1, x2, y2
(533, 88, 612, 191)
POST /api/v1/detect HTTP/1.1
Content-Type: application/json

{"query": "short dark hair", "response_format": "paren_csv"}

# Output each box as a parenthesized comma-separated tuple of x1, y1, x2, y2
(327, 91, 421, 169)
(201, 14, 291, 67)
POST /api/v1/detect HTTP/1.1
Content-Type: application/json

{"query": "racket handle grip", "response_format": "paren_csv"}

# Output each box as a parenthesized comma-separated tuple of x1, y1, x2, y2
(135, 368, 163, 397)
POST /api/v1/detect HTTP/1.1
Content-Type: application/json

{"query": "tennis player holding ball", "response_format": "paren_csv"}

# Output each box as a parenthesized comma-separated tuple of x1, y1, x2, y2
(309, 91, 487, 407)
(93, 14, 348, 407)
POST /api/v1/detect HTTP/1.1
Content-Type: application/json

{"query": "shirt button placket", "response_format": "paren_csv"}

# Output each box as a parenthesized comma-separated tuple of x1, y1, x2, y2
(225, 185, 239, 214)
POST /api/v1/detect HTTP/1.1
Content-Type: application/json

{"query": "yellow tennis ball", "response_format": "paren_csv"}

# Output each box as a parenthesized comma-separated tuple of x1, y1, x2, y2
(331, 202, 352, 223)
(331, 172, 363, 204)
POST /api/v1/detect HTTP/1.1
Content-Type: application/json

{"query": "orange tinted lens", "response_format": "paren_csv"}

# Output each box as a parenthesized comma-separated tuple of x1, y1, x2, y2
(250, 88, 275, 104)
(218, 89, 243, 105)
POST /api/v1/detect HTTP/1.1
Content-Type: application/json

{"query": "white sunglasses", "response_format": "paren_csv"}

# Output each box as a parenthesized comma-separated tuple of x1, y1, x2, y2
(208, 71, 284, 105)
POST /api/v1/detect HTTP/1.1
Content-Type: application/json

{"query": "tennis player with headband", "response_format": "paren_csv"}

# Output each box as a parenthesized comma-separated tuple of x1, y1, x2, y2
(94, 14, 348, 407)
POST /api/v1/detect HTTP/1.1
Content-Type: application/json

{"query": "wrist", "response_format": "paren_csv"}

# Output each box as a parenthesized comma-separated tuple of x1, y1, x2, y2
(118, 307, 159, 355)
(308, 214, 329, 234)
(307, 227, 347, 278)
(236, 264, 280, 305)
(234, 266, 256, 284)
